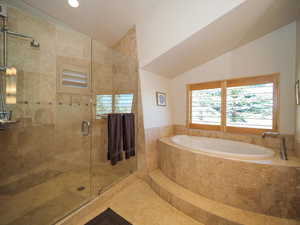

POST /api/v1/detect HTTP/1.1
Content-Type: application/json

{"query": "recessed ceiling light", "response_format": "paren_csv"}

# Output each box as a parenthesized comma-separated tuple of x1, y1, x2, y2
(68, 0, 79, 8)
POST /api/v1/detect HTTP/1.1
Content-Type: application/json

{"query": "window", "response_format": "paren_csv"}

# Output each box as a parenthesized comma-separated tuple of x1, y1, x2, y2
(187, 74, 279, 134)
(226, 83, 273, 129)
(115, 94, 134, 113)
(96, 93, 134, 119)
(96, 95, 113, 118)
(189, 81, 222, 129)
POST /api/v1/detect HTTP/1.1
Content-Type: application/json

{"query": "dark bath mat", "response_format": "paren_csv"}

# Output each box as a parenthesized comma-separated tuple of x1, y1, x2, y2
(85, 208, 132, 225)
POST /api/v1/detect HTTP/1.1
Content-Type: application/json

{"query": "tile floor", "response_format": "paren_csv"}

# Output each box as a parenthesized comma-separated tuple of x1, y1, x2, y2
(74, 179, 203, 225)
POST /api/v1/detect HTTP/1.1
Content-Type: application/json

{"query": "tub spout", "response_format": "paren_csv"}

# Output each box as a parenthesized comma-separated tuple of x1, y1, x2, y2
(261, 132, 287, 160)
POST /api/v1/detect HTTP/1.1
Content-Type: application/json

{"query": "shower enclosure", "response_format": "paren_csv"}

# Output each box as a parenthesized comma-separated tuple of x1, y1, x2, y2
(0, 2, 137, 225)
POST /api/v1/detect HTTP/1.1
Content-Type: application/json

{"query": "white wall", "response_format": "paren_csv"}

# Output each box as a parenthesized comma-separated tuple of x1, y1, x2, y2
(136, 0, 245, 67)
(140, 70, 173, 129)
(171, 22, 296, 134)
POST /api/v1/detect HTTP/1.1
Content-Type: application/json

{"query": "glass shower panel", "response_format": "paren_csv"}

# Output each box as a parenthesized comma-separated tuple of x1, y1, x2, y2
(91, 40, 137, 196)
(0, 5, 93, 225)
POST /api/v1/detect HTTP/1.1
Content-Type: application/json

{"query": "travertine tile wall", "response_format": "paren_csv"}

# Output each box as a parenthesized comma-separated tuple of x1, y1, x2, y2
(111, 27, 147, 177)
(112, 27, 138, 62)
(92, 38, 139, 168)
(0, 5, 139, 193)
(144, 126, 174, 172)
(0, 6, 93, 185)
(112, 27, 177, 175)
(91, 40, 115, 163)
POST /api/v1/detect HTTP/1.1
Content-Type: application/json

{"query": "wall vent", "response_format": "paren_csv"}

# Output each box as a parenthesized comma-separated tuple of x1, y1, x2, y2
(62, 70, 88, 88)
(57, 57, 91, 94)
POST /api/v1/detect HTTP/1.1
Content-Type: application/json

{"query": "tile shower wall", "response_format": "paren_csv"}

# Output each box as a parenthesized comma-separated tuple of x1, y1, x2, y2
(91, 30, 139, 164)
(111, 27, 148, 177)
(0, 6, 92, 183)
(0, 5, 94, 225)
(90, 29, 139, 193)
(0, 4, 139, 225)
(111, 27, 174, 175)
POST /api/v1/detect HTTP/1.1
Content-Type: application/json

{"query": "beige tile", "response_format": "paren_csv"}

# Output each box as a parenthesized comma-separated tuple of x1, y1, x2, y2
(66, 179, 202, 225)
(158, 137, 300, 219)
(1, 5, 140, 225)
(150, 170, 300, 225)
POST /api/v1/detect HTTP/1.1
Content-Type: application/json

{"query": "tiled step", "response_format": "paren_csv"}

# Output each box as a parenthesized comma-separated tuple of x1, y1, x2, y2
(149, 169, 300, 225)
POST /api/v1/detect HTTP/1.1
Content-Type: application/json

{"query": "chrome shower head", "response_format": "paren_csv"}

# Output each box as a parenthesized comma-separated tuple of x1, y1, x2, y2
(30, 39, 40, 48)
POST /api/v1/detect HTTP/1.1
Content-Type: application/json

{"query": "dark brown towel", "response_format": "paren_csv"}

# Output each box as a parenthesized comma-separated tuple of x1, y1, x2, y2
(107, 114, 123, 165)
(122, 113, 135, 159)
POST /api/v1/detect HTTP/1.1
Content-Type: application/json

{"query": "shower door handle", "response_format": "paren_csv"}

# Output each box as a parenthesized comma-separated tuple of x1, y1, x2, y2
(81, 120, 91, 136)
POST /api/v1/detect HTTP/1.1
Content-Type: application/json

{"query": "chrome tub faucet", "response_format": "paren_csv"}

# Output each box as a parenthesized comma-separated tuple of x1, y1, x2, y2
(261, 132, 288, 160)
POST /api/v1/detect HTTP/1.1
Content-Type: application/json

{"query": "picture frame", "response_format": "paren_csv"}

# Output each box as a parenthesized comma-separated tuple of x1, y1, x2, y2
(156, 92, 167, 106)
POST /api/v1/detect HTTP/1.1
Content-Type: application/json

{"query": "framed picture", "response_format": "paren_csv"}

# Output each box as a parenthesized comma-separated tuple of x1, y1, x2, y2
(156, 92, 167, 106)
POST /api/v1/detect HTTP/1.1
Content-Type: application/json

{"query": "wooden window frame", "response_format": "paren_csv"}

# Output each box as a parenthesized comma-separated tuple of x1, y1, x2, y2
(187, 73, 279, 134)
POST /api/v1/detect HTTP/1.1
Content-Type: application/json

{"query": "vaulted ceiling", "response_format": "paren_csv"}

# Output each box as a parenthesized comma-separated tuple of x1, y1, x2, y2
(20, 0, 300, 77)
(21, 0, 159, 46)
(142, 0, 300, 77)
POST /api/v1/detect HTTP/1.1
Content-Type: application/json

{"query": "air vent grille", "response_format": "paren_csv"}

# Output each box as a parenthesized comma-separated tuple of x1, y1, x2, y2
(62, 70, 88, 88)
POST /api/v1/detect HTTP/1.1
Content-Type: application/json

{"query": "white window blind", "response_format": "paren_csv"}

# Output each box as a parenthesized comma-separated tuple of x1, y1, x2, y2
(95, 94, 134, 119)
(96, 95, 113, 118)
(191, 88, 221, 125)
(226, 83, 273, 129)
(115, 94, 134, 113)
(62, 70, 88, 88)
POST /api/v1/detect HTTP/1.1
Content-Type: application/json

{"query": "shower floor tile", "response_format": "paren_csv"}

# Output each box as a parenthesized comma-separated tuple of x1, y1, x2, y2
(7, 191, 87, 225)
(0, 170, 62, 196)
(0, 159, 136, 225)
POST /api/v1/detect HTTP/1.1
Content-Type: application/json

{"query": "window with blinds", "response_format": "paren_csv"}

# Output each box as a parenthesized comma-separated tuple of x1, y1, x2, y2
(226, 83, 273, 129)
(96, 95, 113, 118)
(95, 93, 134, 119)
(187, 74, 279, 134)
(191, 88, 221, 125)
(115, 94, 134, 113)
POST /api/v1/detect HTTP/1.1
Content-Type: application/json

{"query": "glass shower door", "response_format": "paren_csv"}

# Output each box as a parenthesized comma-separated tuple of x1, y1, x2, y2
(90, 40, 138, 197)
(0, 5, 93, 225)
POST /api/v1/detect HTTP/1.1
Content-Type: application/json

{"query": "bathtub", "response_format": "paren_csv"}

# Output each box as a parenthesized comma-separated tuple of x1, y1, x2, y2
(171, 135, 275, 160)
(158, 136, 300, 219)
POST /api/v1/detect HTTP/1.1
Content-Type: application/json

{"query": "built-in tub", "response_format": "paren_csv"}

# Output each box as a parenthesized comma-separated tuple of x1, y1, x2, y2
(158, 135, 300, 219)
(171, 135, 275, 160)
